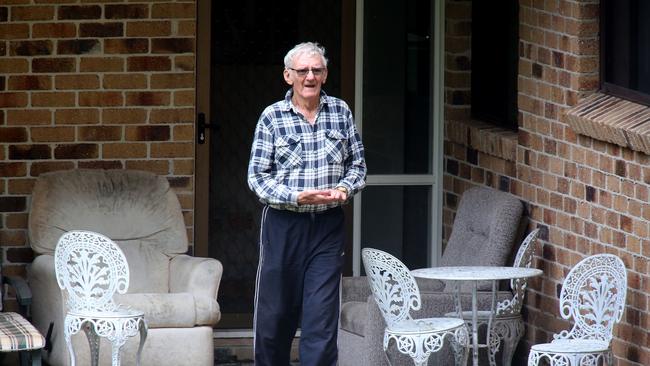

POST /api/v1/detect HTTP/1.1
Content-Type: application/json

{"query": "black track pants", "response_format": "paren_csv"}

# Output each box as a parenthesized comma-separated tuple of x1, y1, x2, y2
(254, 206, 344, 366)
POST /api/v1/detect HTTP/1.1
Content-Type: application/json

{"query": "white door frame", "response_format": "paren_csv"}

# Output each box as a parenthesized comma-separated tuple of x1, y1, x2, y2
(351, 0, 445, 275)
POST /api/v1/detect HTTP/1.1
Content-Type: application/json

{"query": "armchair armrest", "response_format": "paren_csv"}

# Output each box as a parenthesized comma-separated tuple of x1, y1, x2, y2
(4, 275, 32, 308)
(416, 290, 514, 318)
(341, 276, 446, 303)
(169, 254, 223, 299)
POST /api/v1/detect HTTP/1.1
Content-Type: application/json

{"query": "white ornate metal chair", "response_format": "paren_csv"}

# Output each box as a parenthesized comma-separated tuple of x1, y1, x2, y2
(444, 228, 540, 366)
(527, 254, 627, 366)
(362, 248, 469, 366)
(54, 230, 147, 366)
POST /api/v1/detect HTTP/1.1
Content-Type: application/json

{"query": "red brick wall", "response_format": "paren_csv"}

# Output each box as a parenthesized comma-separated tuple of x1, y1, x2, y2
(444, 0, 647, 364)
(0, 1, 196, 282)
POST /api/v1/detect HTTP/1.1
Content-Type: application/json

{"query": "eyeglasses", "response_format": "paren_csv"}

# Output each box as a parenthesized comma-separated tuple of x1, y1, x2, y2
(288, 67, 325, 77)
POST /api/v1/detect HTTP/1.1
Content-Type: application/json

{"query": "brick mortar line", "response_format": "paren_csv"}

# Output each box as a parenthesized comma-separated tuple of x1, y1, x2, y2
(519, 41, 599, 60)
(446, 159, 650, 255)
(519, 4, 600, 23)
(519, 126, 650, 189)
(516, 155, 650, 221)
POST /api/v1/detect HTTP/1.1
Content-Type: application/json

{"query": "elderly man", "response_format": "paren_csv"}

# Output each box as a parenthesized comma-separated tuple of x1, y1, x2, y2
(247, 42, 367, 365)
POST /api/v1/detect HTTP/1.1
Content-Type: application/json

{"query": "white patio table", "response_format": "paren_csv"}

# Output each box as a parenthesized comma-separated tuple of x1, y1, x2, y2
(411, 266, 542, 366)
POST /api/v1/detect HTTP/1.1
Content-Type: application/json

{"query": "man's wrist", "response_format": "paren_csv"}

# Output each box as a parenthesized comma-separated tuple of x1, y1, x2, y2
(336, 186, 348, 195)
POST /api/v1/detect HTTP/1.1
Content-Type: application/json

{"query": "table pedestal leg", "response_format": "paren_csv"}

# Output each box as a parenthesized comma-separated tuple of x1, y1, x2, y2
(471, 281, 478, 366)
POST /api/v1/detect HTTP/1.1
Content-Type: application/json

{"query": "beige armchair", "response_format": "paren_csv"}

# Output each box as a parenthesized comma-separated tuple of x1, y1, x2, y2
(27, 169, 222, 366)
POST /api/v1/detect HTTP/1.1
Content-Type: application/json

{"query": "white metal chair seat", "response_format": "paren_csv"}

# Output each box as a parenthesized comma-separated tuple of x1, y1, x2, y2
(531, 339, 610, 353)
(444, 310, 520, 320)
(527, 254, 627, 366)
(65, 307, 146, 343)
(386, 317, 465, 334)
(68, 308, 144, 319)
(363, 248, 469, 366)
(55, 230, 148, 366)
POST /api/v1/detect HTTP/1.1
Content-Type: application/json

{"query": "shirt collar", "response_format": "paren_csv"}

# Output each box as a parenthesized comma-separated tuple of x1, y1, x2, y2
(283, 89, 328, 112)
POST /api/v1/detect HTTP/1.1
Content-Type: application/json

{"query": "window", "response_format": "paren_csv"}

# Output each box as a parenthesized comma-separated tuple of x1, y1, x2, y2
(471, 0, 519, 130)
(601, 0, 650, 106)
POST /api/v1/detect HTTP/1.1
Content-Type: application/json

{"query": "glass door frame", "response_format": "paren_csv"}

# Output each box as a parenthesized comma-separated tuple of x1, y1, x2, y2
(351, 0, 445, 275)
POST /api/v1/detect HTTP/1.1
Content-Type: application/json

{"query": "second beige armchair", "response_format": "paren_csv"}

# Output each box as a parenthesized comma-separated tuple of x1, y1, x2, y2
(338, 186, 525, 366)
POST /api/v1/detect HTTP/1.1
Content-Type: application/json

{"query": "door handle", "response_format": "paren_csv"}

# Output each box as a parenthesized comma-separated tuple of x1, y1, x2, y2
(197, 112, 219, 144)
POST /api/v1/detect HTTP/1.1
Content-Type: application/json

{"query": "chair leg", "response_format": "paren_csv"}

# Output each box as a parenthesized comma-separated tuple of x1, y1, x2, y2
(500, 319, 524, 366)
(111, 342, 124, 366)
(527, 350, 540, 366)
(450, 327, 469, 366)
(83, 323, 101, 366)
(110, 336, 129, 366)
(20, 351, 28, 366)
(385, 333, 433, 366)
(413, 358, 430, 366)
(487, 325, 501, 366)
(500, 337, 516, 366)
(64, 316, 78, 366)
(30, 350, 42, 366)
(18, 350, 42, 366)
(136, 319, 148, 366)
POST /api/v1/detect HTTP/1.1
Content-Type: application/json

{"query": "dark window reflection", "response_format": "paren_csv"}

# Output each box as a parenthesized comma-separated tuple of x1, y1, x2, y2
(362, 0, 432, 174)
(360, 185, 431, 272)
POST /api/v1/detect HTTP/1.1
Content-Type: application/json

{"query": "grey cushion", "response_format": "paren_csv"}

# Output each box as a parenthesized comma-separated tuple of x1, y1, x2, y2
(442, 186, 523, 267)
(339, 301, 368, 336)
(441, 186, 524, 291)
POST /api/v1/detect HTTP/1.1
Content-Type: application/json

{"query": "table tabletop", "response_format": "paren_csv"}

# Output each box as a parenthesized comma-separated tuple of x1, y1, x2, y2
(411, 266, 543, 281)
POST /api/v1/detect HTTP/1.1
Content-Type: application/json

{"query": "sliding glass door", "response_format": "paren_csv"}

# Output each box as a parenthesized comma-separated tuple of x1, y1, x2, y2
(352, 0, 444, 274)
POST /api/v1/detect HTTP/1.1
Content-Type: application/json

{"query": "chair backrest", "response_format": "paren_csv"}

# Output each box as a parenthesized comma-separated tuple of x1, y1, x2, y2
(362, 248, 420, 329)
(29, 169, 188, 255)
(496, 228, 540, 316)
(441, 186, 524, 268)
(554, 254, 627, 343)
(30, 169, 188, 293)
(55, 230, 130, 314)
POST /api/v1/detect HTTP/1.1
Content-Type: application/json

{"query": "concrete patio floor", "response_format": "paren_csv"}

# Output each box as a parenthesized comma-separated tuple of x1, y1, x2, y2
(215, 334, 300, 365)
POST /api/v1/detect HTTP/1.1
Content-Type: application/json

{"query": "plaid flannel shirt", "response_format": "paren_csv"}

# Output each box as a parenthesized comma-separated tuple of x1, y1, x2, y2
(247, 89, 366, 212)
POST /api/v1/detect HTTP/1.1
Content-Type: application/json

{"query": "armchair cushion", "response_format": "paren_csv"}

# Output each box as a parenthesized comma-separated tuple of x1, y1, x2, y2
(441, 186, 523, 268)
(29, 169, 190, 294)
(29, 169, 188, 254)
(114, 293, 219, 328)
(340, 300, 368, 337)
(441, 186, 523, 291)
(121, 243, 171, 293)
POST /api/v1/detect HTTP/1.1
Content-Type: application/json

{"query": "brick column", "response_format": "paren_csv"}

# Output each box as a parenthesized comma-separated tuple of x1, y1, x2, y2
(0, 1, 197, 284)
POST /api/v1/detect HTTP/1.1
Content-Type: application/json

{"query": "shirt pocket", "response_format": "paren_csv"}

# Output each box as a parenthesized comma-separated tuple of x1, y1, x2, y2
(325, 129, 347, 164)
(274, 134, 303, 168)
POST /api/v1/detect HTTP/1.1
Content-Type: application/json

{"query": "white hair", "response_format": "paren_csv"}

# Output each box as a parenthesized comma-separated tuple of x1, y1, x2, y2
(283, 42, 328, 68)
